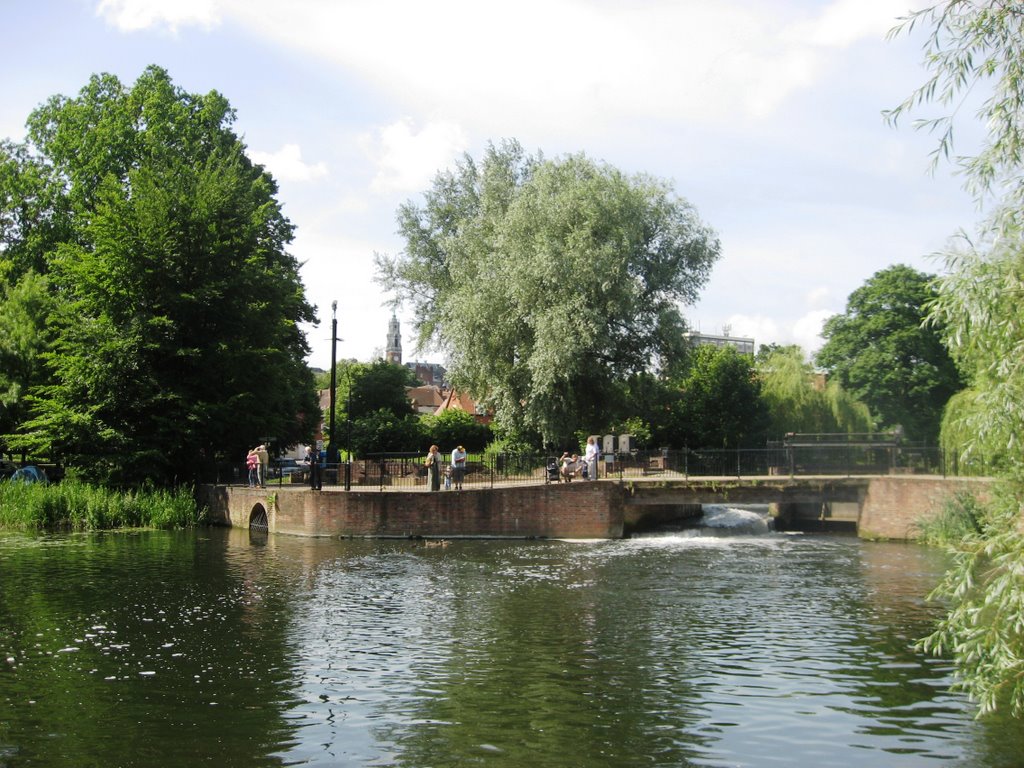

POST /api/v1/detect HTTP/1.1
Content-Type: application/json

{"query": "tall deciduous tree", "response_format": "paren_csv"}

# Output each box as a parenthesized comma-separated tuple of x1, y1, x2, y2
(815, 264, 961, 444)
(0, 270, 51, 456)
(660, 345, 768, 450)
(377, 140, 720, 448)
(2, 67, 319, 484)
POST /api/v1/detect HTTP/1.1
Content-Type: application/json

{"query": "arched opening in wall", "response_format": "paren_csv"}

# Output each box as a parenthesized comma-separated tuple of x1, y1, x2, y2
(249, 504, 269, 532)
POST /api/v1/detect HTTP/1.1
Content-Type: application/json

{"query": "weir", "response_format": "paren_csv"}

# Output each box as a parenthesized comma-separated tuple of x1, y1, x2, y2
(199, 474, 990, 541)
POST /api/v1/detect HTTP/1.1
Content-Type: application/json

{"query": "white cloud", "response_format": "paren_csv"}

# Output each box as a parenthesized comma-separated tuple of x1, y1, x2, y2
(250, 144, 327, 183)
(785, 0, 927, 48)
(724, 314, 779, 344)
(804, 286, 832, 308)
(91, 0, 933, 137)
(187, 0, 881, 136)
(360, 118, 468, 195)
(96, 0, 221, 32)
(721, 309, 834, 356)
(792, 309, 834, 354)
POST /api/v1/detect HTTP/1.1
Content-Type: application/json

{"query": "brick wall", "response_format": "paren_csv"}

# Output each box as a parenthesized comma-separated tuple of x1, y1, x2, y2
(200, 475, 994, 541)
(203, 483, 625, 539)
(858, 476, 992, 540)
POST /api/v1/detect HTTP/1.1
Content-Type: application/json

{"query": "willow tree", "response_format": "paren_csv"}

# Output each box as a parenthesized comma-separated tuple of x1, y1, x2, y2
(758, 346, 872, 439)
(377, 140, 720, 448)
(889, 2, 1024, 716)
(2, 67, 319, 485)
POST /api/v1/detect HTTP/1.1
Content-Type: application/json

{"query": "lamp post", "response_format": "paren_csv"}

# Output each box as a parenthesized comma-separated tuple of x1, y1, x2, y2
(327, 301, 340, 466)
(345, 372, 353, 491)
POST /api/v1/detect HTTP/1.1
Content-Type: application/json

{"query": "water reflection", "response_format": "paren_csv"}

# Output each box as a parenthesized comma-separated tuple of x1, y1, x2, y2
(0, 520, 1018, 767)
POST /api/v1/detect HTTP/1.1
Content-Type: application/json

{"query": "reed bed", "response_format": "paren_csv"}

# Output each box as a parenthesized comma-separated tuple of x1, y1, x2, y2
(0, 481, 207, 530)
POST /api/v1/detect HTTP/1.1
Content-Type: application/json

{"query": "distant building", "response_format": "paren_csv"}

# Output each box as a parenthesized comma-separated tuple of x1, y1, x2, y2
(384, 314, 402, 365)
(406, 361, 447, 388)
(407, 385, 446, 415)
(683, 328, 755, 356)
(435, 389, 492, 425)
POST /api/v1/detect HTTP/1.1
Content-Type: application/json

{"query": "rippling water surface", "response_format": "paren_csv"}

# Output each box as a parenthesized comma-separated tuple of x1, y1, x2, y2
(1, 515, 1022, 767)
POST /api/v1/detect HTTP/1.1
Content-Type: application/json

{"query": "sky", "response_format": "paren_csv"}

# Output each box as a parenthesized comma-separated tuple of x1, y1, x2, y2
(1, 0, 983, 370)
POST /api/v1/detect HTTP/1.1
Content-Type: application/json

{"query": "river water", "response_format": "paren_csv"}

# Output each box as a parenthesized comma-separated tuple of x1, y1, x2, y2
(1, 507, 1022, 767)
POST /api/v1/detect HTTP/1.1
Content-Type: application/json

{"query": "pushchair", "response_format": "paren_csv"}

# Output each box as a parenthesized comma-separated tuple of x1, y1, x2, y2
(545, 457, 560, 484)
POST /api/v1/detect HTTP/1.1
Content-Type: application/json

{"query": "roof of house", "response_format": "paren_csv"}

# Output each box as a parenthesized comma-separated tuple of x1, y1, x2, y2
(435, 389, 492, 423)
(407, 385, 446, 410)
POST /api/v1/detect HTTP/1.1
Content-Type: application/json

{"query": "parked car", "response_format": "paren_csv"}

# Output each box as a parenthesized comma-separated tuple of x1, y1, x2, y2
(269, 457, 302, 479)
(8, 465, 48, 484)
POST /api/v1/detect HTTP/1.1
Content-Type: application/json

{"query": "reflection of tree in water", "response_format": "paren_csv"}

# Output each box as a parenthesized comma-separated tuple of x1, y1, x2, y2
(374, 544, 713, 768)
(852, 542, 971, 720)
(0, 529, 304, 767)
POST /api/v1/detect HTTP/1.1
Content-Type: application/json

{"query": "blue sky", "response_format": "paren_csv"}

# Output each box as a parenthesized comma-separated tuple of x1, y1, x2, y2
(2, 0, 980, 369)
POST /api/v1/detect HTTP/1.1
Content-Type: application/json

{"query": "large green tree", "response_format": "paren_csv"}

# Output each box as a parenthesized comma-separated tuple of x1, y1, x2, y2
(659, 344, 768, 449)
(0, 270, 51, 456)
(1, 67, 319, 485)
(377, 140, 720, 448)
(888, 1, 1024, 717)
(815, 264, 961, 444)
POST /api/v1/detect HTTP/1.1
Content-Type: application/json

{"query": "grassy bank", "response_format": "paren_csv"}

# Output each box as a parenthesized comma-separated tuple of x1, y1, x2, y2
(0, 481, 208, 530)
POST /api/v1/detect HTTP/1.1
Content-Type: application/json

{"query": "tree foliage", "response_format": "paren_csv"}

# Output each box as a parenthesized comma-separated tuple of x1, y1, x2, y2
(346, 360, 418, 422)
(419, 409, 492, 453)
(885, 1, 1024, 205)
(377, 140, 720, 448)
(757, 346, 872, 438)
(816, 264, 961, 444)
(0, 270, 51, 452)
(918, 480, 1024, 716)
(889, 1, 1024, 717)
(930, 230, 1024, 472)
(0, 67, 318, 484)
(660, 345, 768, 449)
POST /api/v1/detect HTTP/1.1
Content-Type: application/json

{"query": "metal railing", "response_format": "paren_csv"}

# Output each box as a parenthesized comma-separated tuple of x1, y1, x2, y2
(215, 444, 955, 490)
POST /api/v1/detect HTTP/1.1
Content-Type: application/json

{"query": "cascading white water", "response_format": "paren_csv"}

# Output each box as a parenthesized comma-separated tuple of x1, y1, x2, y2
(698, 504, 771, 535)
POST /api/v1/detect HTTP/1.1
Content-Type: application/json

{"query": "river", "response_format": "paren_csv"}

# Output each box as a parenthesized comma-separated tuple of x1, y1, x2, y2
(1, 506, 1022, 767)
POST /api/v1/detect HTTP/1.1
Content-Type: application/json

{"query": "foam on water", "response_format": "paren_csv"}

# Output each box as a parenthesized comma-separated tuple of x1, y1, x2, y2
(700, 504, 771, 534)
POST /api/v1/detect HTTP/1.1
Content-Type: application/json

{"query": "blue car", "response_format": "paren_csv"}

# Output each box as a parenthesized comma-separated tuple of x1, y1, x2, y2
(9, 466, 48, 484)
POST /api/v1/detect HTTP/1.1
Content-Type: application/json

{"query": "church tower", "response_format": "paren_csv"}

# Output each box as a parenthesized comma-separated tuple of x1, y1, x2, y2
(385, 314, 402, 365)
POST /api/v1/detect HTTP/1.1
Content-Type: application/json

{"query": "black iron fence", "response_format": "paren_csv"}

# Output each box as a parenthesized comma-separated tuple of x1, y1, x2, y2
(215, 443, 956, 490)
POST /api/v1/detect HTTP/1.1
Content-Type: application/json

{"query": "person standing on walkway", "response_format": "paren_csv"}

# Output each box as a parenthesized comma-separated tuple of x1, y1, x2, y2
(256, 444, 269, 488)
(424, 445, 441, 491)
(246, 448, 259, 487)
(584, 436, 599, 481)
(309, 444, 322, 491)
(450, 445, 467, 490)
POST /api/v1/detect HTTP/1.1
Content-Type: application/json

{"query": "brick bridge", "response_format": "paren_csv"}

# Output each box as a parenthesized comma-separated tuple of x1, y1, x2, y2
(198, 474, 990, 541)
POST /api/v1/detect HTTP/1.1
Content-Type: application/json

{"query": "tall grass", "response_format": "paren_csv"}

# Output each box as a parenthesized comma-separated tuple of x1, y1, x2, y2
(914, 490, 983, 546)
(0, 481, 208, 531)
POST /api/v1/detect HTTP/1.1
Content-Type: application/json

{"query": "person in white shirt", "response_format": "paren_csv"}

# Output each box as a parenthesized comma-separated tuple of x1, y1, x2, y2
(450, 445, 468, 490)
(584, 436, 599, 481)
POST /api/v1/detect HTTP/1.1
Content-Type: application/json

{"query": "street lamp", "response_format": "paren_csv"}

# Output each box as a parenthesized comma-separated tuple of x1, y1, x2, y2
(345, 371, 353, 491)
(327, 300, 340, 466)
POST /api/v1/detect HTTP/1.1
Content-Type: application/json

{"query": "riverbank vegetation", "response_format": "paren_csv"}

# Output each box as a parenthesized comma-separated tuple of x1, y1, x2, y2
(913, 491, 983, 547)
(0, 66, 318, 487)
(0, 481, 206, 531)
(887, 1, 1024, 717)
